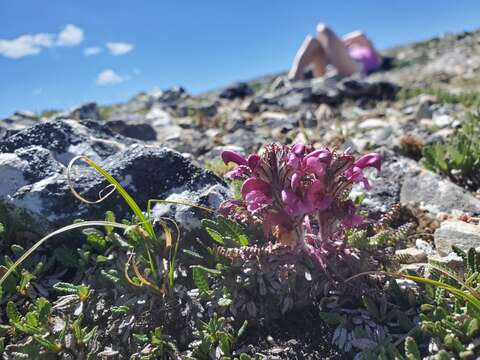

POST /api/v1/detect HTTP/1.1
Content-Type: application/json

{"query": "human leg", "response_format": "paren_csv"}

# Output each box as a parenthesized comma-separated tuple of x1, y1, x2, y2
(316, 23, 360, 76)
(288, 35, 327, 80)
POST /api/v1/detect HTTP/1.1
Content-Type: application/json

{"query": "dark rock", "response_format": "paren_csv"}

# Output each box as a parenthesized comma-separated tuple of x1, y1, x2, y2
(153, 86, 188, 107)
(69, 102, 100, 121)
(106, 120, 157, 141)
(0, 142, 228, 234)
(338, 79, 399, 101)
(219, 82, 253, 100)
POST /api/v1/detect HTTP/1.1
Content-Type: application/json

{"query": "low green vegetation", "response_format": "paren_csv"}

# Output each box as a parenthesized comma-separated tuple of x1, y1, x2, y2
(97, 105, 115, 120)
(398, 87, 480, 108)
(399, 247, 480, 359)
(422, 112, 480, 190)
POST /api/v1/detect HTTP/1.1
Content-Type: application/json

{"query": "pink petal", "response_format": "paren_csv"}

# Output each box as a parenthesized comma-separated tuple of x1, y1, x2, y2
(305, 157, 327, 177)
(247, 154, 260, 170)
(241, 178, 271, 199)
(304, 149, 332, 162)
(291, 144, 306, 155)
(221, 150, 248, 166)
(354, 153, 381, 171)
(291, 172, 301, 192)
(225, 165, 251, 180)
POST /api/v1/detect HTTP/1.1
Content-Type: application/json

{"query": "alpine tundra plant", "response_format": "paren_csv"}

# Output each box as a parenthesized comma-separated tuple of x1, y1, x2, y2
(219, 143, 381, 271)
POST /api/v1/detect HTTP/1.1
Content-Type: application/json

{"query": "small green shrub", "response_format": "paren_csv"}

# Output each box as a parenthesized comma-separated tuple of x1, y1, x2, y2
(423, 113, 480, 189)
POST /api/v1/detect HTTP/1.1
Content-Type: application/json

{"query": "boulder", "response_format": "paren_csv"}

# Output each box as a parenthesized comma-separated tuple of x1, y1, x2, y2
(0, 119, 228, 235)
(434, 220, 480, 256)
(0, 119, 131, 164)
(400, 170, 480, 215)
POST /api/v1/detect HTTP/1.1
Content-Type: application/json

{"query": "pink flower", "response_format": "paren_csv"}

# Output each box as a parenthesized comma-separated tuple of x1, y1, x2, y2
(345, 153, 382, 189)
(222, 151, 261, 180)
(218, 143, 381, 270)
(304, 180, 332, 212)
(241, 178, 271, 213)
(282, 190, 306, 216)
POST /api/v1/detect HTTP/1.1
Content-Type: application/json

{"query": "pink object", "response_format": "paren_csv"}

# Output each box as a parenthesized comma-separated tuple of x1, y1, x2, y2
(348, 45, 380, 73)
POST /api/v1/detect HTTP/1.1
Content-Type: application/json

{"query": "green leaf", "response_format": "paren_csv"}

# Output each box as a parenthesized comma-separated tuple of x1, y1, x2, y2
(83, 229, 107, 252)
(6, 301, 21, 323)
(362, 296, 381, 321)
(192, 266, 211, 296)
(33, 335, 61, 352)
(468, 248, 477, 273)
(218, 217, 249, 246)
(34, 298, 51, 325)
(54, 247, 80, 268)
(83, 326, 97, 344)
(318, 312, 345, 325)
(111, 305, 130, 314)
(133, 333, 149, 343)
(53, 282, 90, 301)
(467, 318, 480, 337)
(53, 282, 81, 294)
(237, 320, 248, 339)
(182, 249, 204, 260)
(405, 336, 420, 360)
(204, 227, 225, 245)
(104, 211, 116, 235)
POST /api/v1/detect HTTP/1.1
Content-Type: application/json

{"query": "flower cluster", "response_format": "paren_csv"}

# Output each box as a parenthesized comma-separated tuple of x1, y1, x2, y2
(220, 144, 381, 269)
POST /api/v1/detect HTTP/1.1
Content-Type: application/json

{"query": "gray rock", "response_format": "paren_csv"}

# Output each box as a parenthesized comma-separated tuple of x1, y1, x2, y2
(354, 150, 421, 216)
(1, 111, 40, 134)
(434, 220, 480, 255)
(0, 119, 131, 165)
(413, 94, 437, 119)
(400, 169, 480, 215)
(0, 120, 227, 235)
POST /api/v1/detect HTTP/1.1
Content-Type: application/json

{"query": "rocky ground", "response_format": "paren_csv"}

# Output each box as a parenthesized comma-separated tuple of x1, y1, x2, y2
(0, 30, 480, 359)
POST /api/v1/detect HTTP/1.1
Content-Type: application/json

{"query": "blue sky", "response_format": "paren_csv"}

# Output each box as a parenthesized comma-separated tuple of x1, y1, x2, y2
(1, 1, 479, 118)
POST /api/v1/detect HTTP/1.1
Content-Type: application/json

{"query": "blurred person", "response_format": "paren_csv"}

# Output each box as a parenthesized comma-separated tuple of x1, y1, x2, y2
(288, 23, 381, 80)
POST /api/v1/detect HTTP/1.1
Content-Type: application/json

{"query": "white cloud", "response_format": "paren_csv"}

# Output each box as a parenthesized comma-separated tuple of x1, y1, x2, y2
(33, 88, 43, 95)
(0, 24, 84, 59)
(96, 69, 128, 86)
(106, 42, 134, 55)
(57, 24, 84, 46)
(84, 46, 102, 56)
(0, 33, 54, 59)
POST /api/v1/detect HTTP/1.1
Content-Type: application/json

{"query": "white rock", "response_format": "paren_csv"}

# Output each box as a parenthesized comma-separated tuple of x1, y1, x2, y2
(434, 220, 480, 256)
